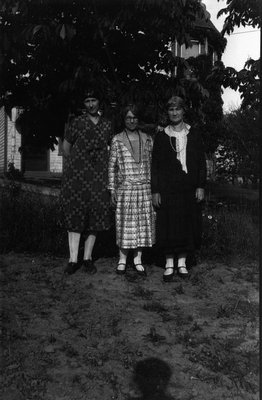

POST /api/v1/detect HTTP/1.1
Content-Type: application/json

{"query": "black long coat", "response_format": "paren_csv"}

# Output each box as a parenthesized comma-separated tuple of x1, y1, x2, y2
(151, 126, 207, 254)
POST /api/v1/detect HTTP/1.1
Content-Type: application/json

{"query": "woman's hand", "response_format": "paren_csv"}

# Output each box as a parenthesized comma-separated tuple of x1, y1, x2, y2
(195, 188, 205, 202)
(156, 125, 164, 132)
(111, 192, 117, 206)
(152, 193, 161, 208)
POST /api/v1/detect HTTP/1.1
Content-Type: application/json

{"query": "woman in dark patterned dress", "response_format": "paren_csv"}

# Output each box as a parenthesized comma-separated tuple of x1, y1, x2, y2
(60, 88, 112, 275)
(151, 96, 206, 282)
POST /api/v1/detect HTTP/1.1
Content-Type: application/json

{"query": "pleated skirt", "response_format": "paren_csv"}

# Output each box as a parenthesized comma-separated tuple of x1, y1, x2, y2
(116, 183, 155, 249)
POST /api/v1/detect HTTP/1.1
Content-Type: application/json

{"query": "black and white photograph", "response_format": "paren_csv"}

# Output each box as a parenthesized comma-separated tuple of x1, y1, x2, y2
(0, 0, 260, 399)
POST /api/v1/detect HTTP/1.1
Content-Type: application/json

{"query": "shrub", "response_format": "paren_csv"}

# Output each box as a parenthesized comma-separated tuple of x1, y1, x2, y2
(5, 162, 24, 181)
(200, 199, 258, 260)
(0, 182, 66, 255)
(0, 182, 259, 261)
(0, 182, 117, 257)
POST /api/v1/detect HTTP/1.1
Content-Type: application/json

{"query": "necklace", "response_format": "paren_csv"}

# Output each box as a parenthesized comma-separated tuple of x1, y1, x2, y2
(125, 129, 142, 164)
(168, 125, 187, 154)
(169, 135, 187, 154)
(169, 136, 177, 153)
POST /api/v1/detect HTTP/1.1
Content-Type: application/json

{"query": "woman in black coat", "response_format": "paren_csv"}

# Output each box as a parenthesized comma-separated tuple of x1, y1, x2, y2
(151, 96, 206, 282)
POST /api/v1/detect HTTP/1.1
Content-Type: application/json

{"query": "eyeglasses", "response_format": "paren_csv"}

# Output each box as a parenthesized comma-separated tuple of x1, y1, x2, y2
(125, 117, 138, 121)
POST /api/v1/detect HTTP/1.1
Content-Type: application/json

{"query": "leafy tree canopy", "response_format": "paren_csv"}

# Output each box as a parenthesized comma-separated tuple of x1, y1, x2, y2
(207, 57, 259, 111)
(0, 0, 226, 150)
(216, 107, 259, 183)
(207, 0, 261, 112)
(217, 0, 261, 34)
(211, 1, 260, 184)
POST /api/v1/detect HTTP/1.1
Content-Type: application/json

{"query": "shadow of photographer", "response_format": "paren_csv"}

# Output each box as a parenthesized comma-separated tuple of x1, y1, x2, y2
(129, 357, 175, 400)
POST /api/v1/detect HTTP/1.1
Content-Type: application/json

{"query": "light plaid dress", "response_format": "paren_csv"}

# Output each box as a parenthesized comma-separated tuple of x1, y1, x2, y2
(108, 131, 155, 249)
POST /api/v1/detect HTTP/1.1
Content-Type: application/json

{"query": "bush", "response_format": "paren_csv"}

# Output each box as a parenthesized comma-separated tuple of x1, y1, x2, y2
(0, 182, 117, 257)
(5, 162, 24, 181)
(200, 199, 259, 260)
(0, 183, 259, 261)
(0, 182, 66, 254)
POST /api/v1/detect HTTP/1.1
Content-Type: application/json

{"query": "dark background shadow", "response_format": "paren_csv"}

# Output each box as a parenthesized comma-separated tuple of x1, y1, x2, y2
(129, 357, 175, 400)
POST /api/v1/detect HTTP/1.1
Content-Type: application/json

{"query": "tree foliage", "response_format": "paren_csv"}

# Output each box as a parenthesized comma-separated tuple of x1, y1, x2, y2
(213, 1, 260, 183)
(217, 0, 261, 35)
(214, 0, 261, 111)
(0, 0, 226, 150)
(237, 58, 260, 110)
(216, 107, 259, 183)
(207, 57, 259, 112)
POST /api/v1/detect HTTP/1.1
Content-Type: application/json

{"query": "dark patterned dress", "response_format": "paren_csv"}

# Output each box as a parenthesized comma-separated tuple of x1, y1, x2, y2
(60, 113, 113, 234)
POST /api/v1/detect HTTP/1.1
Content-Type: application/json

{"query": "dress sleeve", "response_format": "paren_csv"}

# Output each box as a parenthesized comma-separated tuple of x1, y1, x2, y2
(107, 121, 115, 145)
(64, 117, 80, 145)
(107, 137, 118, 193)
(197, 133, 207, 188)
(151, 133, 161, 194)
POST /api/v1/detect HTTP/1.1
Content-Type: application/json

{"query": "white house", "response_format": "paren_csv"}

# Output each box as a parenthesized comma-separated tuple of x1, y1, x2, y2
(0, 107, 63, 178)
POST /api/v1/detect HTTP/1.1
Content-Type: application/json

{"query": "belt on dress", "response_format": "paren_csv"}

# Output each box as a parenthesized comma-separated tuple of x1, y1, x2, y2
(120, 179, 149, 188)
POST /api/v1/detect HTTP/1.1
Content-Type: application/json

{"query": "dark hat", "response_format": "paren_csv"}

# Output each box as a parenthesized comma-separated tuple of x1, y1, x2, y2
(166, 95, 187, 111)
(83, 87, 102, 101)
(122, 103, 140, 120)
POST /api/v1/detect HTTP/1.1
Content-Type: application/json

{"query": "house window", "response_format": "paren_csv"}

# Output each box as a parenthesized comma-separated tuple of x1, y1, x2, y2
(213, 51, 218, 64)
(172, 41, 182, 57)
(173, 39, 208, 59)
(182, 39, 207, 59)
(200, 41, 207, 55)
(182, 40, 199, 58)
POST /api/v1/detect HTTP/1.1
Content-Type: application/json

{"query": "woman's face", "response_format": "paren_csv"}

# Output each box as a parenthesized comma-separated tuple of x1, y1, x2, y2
(84, 97, 100, 115)
(167, 105, 184, 125)
(124, 110, 138, 131)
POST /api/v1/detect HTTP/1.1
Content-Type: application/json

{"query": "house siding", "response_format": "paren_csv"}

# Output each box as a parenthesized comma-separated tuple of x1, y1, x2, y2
(49, 143, 63, 174)
(6, 108, 22, 171)
(0, 107, 63, 177)
(0, 107, 7, 175)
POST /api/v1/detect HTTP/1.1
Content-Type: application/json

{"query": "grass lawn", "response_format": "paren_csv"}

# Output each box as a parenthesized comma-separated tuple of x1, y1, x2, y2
(0, 252, 258, 400)
(0, 180, 259, 399)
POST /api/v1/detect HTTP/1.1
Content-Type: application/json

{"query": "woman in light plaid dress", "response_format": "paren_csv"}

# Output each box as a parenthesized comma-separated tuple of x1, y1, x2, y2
(108, 105, 155, 276)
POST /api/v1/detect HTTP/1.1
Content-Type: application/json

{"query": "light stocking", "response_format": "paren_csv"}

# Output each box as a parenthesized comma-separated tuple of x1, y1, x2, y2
(83, 232, 97, 260)
(134, 248, 144, 271)
(164, 254, 174, 275)
(178, 253, 188, 273)
(68, 231, 81, 263)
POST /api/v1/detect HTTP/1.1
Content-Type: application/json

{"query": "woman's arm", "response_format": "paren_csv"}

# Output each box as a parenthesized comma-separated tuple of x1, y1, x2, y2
(62, 116, 79, 156)
(151, 133, 162, 207)
(63, 139, 72, 157)
(108, 138, 118, 205)
(198, 137, 207, 189)
(195, 132, 207, 202)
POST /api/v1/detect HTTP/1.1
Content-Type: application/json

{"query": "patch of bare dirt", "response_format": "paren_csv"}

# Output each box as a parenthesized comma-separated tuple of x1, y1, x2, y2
(0, 253, 259, 400)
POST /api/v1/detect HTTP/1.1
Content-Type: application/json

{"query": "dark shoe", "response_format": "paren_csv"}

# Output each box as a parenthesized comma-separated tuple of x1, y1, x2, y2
(177, 266, 189, 279)
(116, 263, 126, 275)
(134, 264, 147, 277)
(163, 267, 174, 282)
(64, 262, 79, 275)
(82, 259, 97, 275)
